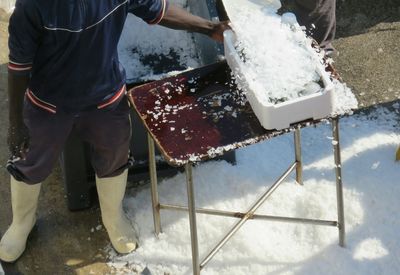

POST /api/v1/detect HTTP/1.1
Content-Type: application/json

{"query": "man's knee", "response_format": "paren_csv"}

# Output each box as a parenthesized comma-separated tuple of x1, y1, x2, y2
(94, 154, 134, 179)
(6, 160, 49, 184)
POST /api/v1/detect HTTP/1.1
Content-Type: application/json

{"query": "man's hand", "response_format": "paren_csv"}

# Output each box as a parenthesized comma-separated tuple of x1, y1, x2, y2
(209, 21, 231, 43)
(160, 4, 230, 43)
(8, 122, 29, 158)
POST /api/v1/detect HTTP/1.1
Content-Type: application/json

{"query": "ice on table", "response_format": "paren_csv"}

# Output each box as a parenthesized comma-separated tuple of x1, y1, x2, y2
(118, 0, 201, 84)
(222, 0, 327, 104)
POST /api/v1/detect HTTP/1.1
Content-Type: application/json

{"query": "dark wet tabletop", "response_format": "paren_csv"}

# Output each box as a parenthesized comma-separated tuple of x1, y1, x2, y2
(127, 61, 333, 166)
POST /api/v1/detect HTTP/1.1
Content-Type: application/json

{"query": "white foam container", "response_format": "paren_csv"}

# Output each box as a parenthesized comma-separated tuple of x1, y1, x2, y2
(223, 30, 334, 130)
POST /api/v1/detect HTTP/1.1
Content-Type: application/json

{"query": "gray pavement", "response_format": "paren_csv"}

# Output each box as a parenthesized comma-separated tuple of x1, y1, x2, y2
(334, 21, 400, 108)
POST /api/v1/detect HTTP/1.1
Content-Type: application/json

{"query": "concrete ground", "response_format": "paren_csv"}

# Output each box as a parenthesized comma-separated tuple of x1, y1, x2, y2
(0, 2, 399, 275)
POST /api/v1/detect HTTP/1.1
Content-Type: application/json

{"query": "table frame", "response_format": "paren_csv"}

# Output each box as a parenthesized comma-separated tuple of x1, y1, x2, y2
(146, 116, 345, 275)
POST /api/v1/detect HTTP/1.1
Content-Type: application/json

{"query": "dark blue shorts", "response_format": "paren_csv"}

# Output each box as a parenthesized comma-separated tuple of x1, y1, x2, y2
(7, 95, 132, 184)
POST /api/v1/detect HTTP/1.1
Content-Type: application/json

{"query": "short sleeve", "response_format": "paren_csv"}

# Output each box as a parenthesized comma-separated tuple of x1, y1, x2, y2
(128, 0, 168, 25)
(8, 0, 42, 74)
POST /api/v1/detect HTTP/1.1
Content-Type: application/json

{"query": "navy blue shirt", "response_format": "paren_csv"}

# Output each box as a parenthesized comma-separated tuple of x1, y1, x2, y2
(8, 0, 168, 113)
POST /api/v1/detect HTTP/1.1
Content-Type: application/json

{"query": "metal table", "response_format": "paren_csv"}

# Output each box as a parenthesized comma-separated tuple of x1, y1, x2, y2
(127, 61, 345, 275)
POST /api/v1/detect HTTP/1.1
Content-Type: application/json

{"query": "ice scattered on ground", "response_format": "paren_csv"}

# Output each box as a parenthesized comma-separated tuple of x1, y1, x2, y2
(107, 106, 400, 275)
(353, 238, 389, 261)
(371, 161, 380, 170)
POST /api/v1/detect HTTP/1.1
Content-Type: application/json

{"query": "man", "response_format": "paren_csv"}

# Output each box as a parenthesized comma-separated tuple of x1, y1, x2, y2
(280, 0, 336, 55)
(0, 0, 229, 262)
(295, 0, 336, 54)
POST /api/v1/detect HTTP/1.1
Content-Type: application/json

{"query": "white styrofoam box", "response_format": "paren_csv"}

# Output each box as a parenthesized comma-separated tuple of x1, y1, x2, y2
(223, 30, 334, 130)
(260, 0, 281, 10)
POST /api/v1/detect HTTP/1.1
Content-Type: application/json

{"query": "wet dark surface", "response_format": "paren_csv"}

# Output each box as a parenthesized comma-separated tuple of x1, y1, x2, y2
(128, 61, 328, 166)
(130, 48, 189, 78)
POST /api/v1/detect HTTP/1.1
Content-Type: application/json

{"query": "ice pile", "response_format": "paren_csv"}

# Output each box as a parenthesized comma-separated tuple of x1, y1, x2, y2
(223, 0, 327, 104)
(331, 79, 358, 115)
(107, 105, 400, 274)
(118, 0, 200, 83)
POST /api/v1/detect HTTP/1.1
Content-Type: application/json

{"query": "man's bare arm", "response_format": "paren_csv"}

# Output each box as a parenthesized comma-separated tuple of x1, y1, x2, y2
(159, 4, 230, 42)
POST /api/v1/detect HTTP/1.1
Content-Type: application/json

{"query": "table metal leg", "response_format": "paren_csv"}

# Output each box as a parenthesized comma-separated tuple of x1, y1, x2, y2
(201, 162, 297, 269)
(332, 117, 346, 247)
(185, 163, 200, 275)
(294, 128, 303, 185)
(148, 133, 162, 236)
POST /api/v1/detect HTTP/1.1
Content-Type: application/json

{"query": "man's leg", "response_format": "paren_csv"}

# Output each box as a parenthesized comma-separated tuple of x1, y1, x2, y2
(294, 0, 336, 52)
(0, 99, 74, 262)
(0, 179, 41, 262)
(95, 170, 137, 253)
(76, 98, 137, 254)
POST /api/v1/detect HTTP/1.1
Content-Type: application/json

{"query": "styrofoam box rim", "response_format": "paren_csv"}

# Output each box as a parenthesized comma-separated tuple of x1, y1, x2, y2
(223, 30, 334, 130)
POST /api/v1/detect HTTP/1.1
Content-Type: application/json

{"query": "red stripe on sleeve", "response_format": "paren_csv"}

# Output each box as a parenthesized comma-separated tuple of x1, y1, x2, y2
(8, 62, 32, 71)
(97, 85, 126, 109)
(148, 0, 167, 25)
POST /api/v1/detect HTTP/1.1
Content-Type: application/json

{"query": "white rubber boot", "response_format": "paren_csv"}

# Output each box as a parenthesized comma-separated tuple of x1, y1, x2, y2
(96, 170, 138, 254)
(0, 177, 41, 262)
